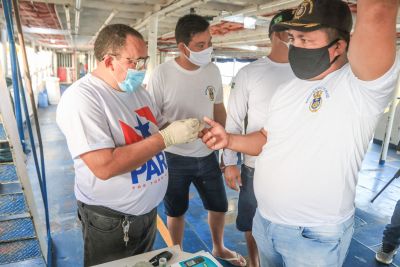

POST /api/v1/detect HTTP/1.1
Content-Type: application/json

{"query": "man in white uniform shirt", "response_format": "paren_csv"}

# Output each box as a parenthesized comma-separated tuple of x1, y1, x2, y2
(56, 24, 203, 266)
(148, 14, 246, 266)
(222, 9, 295, 267)
(201, 0, 400, 266)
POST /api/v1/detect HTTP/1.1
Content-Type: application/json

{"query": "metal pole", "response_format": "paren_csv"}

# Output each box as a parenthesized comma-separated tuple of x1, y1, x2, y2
(379, 74, 400, 165)
(2, 0, 25, 151)
(146, 14, 159, 82)
(10, 0, 52, 265)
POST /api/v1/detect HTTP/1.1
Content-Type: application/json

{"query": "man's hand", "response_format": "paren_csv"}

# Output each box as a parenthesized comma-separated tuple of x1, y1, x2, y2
(159, 118, 205, 147)
(202, 116, 230, 150)
(224, 165, 241, 191)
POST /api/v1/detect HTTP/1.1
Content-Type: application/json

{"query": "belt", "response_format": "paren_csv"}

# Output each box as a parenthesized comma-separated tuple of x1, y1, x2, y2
(77, 200, 156, 221)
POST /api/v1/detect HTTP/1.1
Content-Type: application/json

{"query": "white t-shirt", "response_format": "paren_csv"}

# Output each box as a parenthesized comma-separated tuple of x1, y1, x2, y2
(56, 73, 168, 215)
(255, 57, 400, 226)
(147, 59, 223, 157)
(223, 57, 295, 168)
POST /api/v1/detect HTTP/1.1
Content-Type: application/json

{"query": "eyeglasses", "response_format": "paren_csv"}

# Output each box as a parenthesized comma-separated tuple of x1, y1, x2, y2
(105, 54, 150, 70)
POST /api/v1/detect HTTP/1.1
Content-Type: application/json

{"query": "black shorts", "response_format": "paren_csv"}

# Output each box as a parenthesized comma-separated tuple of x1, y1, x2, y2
(163, 152, 228, 217)
(236, 165, 258, 232)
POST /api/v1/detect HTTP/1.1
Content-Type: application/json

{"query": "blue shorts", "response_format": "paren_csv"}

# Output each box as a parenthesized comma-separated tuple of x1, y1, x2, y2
(236, 165, 258, 232)
(164, 152, 228, 217)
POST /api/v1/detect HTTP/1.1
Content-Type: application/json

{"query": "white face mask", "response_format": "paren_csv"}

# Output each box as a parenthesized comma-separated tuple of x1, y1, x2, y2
(280, 39, 290, 49)
(184, 44, 213, 67)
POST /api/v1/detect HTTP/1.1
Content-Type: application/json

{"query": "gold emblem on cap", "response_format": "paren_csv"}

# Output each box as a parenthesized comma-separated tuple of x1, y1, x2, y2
(294, 0, 314, 19)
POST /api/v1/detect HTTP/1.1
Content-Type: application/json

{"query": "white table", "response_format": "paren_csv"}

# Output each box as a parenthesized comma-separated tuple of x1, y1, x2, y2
(92, 245, 194, 267)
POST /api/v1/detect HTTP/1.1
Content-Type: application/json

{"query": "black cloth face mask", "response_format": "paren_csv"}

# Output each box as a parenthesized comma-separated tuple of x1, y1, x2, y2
(288, 39, 340, 80)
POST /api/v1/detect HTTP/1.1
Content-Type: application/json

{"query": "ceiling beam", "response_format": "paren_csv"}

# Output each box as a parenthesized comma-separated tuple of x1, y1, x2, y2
(133, 0, 199, 30)
(115, 11, 144, 20)
(159, 0, 300, 39)
(22, 26, 69, 35)
(213, 37, 269, 47)
(75, 0, 81, 34)
(212, 27, 268, 42)
(202, 2, 244, 13)
(29, 0, 74, 4)
(88, 9, 118, 44)
(191, 8, 221, 17)
(81, 0, 154, 13)
(104, 0, 163, 4)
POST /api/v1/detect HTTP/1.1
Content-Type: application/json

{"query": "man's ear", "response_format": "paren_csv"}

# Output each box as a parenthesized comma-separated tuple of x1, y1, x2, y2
(103, 55, 114, 70)
(333, 40, 347, 58)
(269, 32, 275, 42)
(275, 31, 286, 42)
(177, 42, 187, 55)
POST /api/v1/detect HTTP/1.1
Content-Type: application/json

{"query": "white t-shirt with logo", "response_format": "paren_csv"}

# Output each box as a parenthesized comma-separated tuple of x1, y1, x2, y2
(56, 73, 168, 215)
(223, 57, 295, 168)
(255, 58, 400, 226)
(147, 59, 223, 157)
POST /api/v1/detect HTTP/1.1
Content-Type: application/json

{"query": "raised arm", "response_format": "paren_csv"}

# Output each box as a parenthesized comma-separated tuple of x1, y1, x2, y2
(349, 0, 398, 80)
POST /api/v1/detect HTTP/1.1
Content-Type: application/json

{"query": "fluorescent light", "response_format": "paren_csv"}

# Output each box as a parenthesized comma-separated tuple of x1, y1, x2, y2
(248, 45, 258, 51)
(244, 17, 257, 29)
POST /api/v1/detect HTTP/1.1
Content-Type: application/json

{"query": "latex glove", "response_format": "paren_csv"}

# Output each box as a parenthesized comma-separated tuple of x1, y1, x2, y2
(159, 118, 205, 147)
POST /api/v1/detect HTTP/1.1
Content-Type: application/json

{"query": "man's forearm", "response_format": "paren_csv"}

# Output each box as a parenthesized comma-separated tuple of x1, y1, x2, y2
(81, 133, 166, 180)
(110, 133, 166, 176)
(226, 130, 266, 156)
(214, 103, 227, 127)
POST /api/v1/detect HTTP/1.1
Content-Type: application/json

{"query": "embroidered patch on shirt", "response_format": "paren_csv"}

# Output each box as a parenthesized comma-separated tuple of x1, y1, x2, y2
(306, 87, 330, 113)
(205, 85, 216, 101)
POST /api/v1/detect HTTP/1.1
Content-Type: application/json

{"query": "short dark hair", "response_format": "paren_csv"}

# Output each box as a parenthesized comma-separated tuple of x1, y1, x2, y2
(94, 24, 143, 61)
(268, 9, 294, 38)
(321, 27, 350, 49)
(175, 14, 210, 45)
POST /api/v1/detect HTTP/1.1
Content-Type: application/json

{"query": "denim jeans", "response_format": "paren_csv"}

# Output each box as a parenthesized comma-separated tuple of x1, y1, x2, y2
(252, 209, 354, 267)
(77, 201, 157, 267)
(382, 200, 400, 248)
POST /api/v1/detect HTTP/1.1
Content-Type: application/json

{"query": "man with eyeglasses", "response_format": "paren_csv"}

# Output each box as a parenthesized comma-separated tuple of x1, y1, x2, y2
(56, 24, 204, 266)
(201, 0, 399, 266)
(147, 14, 246, 267)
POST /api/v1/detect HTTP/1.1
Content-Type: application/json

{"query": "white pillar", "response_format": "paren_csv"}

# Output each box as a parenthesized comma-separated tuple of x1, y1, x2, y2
(145, 14, 158, 84)
(73, 50, 78, 82)
(89, 52, 97, 71)
(379, 73, 400, 165)
(52, 51, 58, 77)
(1, 26, 8, 77)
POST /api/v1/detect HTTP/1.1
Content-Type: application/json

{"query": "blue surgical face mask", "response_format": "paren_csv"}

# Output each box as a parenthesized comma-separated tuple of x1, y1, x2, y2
(117, 68, 146, 93)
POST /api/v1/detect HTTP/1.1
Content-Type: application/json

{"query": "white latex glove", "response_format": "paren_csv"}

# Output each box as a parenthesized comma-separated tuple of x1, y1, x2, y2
(159, 118, 205, 147)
